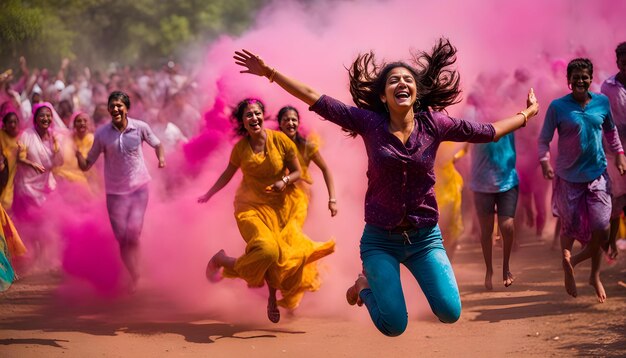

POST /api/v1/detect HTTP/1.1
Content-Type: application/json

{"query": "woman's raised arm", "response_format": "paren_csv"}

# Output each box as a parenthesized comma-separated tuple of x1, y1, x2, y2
(491, 88, 539, 141)
(234, 49, 321, 106)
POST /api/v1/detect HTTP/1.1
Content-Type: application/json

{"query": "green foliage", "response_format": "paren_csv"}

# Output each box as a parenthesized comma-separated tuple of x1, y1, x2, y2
(160, 15, 192, 55)
(0, 0, 269, 72)
(0, 1, 39, 65)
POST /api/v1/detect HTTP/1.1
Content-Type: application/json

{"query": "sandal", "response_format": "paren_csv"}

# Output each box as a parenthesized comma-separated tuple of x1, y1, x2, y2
(205, 249, 224, 283)
(267, 300, 280, 323)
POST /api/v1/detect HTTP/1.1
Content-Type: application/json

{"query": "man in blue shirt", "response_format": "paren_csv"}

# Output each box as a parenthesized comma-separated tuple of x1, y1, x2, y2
(538, 58, 626, 303)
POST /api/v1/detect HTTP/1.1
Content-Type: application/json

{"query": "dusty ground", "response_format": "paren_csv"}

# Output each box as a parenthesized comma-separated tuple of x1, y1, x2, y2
(1, 234, 625, 358)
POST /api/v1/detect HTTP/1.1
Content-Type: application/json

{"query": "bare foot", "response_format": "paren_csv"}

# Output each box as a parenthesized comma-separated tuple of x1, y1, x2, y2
(206, 249, 225, 283)
(484, 270, 493, 291)
(267, 296, 280, 323)
(503, 271, 515, 287)
(526, 214, 534, 229)
(346, 274, 368, 306)
(606, 244, 618, 261)
(562, 250, 577, 297)
(589, 276, 606, 303)
(124, 277, 138, 295)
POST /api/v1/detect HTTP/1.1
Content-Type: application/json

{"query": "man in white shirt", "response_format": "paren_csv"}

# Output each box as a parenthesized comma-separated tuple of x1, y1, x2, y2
(77, 91, 165, 291)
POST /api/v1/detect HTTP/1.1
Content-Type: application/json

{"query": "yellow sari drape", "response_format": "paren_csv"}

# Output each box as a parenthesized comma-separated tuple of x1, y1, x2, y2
(222, 130, 335, 309)
(53, 133, 94, 185)
(0, 204, 25, 257)
(0, 130, 20, 209)
(434, 143, 465, 249)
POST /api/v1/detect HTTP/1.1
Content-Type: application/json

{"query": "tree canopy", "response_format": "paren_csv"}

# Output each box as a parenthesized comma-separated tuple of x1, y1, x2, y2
(0, 0, 269, 71)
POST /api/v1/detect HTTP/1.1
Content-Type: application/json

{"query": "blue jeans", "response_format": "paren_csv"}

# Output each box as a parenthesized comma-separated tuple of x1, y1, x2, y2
(359, 224, 461, 336)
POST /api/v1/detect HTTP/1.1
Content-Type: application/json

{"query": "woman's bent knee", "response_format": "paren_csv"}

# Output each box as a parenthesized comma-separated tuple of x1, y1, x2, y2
(379, 316, 408, 337)
(435, 302, 461, 323)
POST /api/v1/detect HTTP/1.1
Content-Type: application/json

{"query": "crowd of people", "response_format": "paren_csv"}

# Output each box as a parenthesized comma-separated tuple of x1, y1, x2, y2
(0, 39, 624, 335)
(0, 57, 202, 291)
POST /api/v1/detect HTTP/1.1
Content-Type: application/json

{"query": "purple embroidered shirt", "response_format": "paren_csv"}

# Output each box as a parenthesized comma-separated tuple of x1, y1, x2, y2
(311, 95, 495, 229)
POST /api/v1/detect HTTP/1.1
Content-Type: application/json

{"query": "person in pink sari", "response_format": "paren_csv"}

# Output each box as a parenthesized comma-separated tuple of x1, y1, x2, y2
(13, 102, 64, 269)
(14, 103, 64, 218)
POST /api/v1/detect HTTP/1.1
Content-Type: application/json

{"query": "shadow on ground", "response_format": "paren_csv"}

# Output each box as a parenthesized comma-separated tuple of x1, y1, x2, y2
(0, 274, 305, 347)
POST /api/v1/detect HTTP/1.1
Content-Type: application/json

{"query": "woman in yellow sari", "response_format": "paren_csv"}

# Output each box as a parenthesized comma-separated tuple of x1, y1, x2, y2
(198, 98, 335, 323)
(0, 111, 22, 210)
(53, 112, 98, 195)
(71, 112, 101, 195)
(277, 106, 338, 219)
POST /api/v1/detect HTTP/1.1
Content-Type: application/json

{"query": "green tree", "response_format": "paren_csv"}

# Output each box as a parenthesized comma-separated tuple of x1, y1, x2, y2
(0, 0, 74, 71)
(1, 0, 270, 72)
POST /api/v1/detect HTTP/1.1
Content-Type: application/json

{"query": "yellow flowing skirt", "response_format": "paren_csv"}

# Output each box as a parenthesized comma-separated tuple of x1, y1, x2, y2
(223, 187, 335, 309)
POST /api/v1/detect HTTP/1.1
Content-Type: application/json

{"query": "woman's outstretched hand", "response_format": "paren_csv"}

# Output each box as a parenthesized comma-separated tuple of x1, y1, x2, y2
(234, 49, 272, 77)
(328, 201, 338, 217)
(526, 88, 539, 117)
(198, 193, 212, 203)
(234, 48, 321, 106)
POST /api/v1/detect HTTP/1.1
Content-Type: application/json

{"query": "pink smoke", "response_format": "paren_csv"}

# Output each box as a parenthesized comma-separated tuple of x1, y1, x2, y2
(26, 0, 626, 323)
